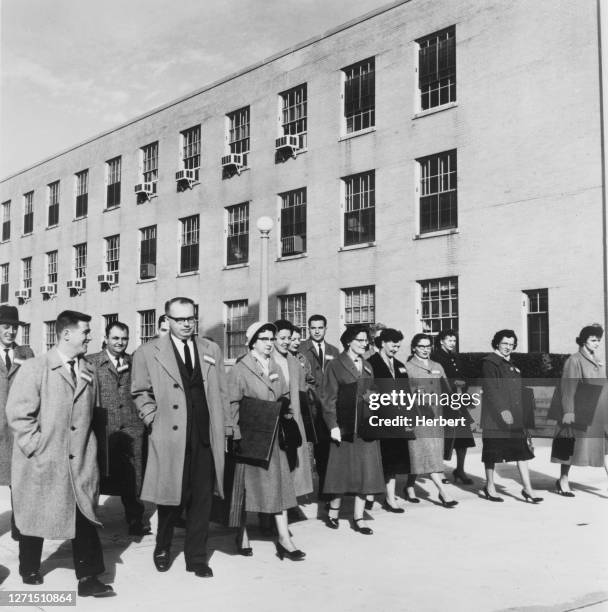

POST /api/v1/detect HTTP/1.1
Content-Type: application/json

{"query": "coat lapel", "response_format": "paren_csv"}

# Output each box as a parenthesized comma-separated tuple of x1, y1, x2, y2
(242, 352, 277, 394)
(74, 358, 95, 401)
(338, 352, 360, 381)
(154, 335, 183, 387)
(195, 339, 213, 393)
(47, 348, 76, 391)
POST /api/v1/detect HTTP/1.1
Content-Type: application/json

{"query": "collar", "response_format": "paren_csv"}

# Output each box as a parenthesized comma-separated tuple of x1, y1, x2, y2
(171, 333, 193, 346)
(494, 349, 511, 362)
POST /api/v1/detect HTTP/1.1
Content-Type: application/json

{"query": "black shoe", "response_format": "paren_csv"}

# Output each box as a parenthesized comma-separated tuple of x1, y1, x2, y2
(326, 506, 340, 529)
(481, 487, 504, 502)
(382, 501, 405, 514)
(190, 565, 213, 578)
(441, 478, 450, 484)
(275, 542, 306, 561)
(21, 571, 43, 585)
(77, 576, 115, 598)
(404, 488, 420, 503)
(352, 518, 373, 535)
(453, 469, 474, 485)
(153, 549, 171, 572)
(555, 479, 575, 497)
(438, 493, 458, 508)
(522, 489, 543, 503)
(364, 498, 374, 511)
(128, 522, 152, 536)
(235, 532, 253, 556)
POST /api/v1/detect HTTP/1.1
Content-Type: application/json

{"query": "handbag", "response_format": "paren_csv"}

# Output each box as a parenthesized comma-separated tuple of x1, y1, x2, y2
(278, 418, 302, 471)
(551, 425, 575, 461)
(524, 429, 534, 455)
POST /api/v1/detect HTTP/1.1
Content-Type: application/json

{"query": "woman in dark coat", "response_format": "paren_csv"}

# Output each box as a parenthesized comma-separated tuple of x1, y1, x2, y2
(431, 329, 476, 484)
(368, 328, 409, 513)
(481, 329, 542, 503)
(321, 326, 384, 535)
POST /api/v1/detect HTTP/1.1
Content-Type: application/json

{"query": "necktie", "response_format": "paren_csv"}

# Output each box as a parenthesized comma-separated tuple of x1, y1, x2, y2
(388, 358, 395, 378)
(183, 340, 193, 377)
(67, 359, 77, 386)
(4, 349, 11, 370)
(116, 357, 122, 369)
(317, 342, 324, 370)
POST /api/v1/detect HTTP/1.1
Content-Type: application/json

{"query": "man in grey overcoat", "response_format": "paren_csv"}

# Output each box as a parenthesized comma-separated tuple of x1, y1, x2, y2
(7, 310, 114, 598)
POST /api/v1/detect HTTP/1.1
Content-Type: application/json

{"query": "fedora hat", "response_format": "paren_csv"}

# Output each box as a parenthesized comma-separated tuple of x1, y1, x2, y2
(0, 305, 25, 326)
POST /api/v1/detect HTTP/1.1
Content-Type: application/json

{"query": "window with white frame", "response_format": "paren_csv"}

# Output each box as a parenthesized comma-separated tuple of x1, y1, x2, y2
(73, 243, 87, 288)
(45, 321, 56, 351)
(21, 257, 32, 290)
(280, 84, 307, 149)
(343, 58, 375, 134)
(417, 26, 456, 111)
(343, 285, 375, 326)
(225, 300, 249, 359)
(180, 215, 199, 273)
(105, 235, 120, 284)
(227, 107, 250, 166)
(226, 203, 249, 266)
(181, 125, 201, 180)
(418, 277, 458, 335)
(192, 304, 200, 337)
(1, 201, 10, 242)
(343, 171, 375, 246)
(418, 149, 457, 234)
(19, 323, 30, 348)
(280, 188, 306, 256)
(141, 142, 159, 192)
(106, 156, 121, 208)
(46, 251, 58, 288)
(48, 181, 59, 227)
(138, 309, 156, 344)
(75, 170, 88, 218)
(0, 263, 8, 303)
(140, 225, 157, 279)
(103, 313, 119, 332)
(278, 293, 307, 337)
(23, 191, 34, 234)
(524, 289, 549, 353)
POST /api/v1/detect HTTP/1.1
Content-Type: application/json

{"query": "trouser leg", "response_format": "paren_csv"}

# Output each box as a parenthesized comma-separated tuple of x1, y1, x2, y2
(19, 535, 44, 576)
(156, 505, 182, 551)
(71, 507, 105, 580)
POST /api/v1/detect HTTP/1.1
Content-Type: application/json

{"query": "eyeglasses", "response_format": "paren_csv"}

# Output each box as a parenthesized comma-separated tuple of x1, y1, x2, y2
(353, 338, 368, 343)
(257, 336, 275, 342)
(166, 316, 196, 324)
(416, 344, 431, 349)
(499, 342, 515, 347)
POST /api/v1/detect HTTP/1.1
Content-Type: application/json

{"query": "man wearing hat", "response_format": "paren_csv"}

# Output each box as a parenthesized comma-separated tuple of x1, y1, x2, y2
(0, 305, 34, 540)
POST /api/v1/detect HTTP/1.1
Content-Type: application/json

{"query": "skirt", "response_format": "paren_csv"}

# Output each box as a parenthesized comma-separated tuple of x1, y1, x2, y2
(380, 438, 411, 477)
(408, 424, 444, 474)
(482, 431, 534, 464)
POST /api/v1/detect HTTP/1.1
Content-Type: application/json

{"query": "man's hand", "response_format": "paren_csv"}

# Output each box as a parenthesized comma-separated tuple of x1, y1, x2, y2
(330, 427, 341, 443)
(500, 410, 514, 425)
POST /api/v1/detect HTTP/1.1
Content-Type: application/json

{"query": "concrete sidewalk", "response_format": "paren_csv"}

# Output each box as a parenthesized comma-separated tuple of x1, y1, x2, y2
(0, 438, 607, 612)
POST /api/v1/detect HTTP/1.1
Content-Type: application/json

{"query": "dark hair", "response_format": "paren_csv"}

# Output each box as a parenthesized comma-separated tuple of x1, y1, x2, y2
(157, 314, 168, 329)
(165, 297, 195, 314)
(491, 329, 518, 350)
(308, 314, 327, 327)
(576, 324, 604, 346)
(437, 329, 458, 342)
(274, 319, 295, 334)
(105, 321, 129, 337)
(56, 310, 91, 336)
(375, 328, 404, 349)
(248, 323, 277, 350)
(410, 333, 432, 353)
(339, 325, 368, 350)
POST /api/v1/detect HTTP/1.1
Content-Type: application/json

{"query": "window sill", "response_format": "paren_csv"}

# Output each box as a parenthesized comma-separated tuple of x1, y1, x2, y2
(0, 239, 10, 244)
(103, 205, 120, 213)
(413, 102, 458, 120)
(338, 127, 376, 142)
(413, 228, 459, 240)
(338, 242, 376, 252)
(46, 225, 58, 231)
(136, 194, 158, 205)
(176, 271, 199, 278)
(73, 217, 87, 222)
(21, 233, 33, 238)
(276, 253, 307, 262)
(223, 263, 249, 270)
(137, 278, 157, 284)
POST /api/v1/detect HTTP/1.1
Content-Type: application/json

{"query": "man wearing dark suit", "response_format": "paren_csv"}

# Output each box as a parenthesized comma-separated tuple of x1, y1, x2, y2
(299, 314, 340, 498)
(131, 297, 230, 578)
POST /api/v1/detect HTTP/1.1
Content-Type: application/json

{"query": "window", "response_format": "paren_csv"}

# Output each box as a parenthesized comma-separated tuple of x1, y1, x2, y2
(48, 181, 60, 227)
(181, 125, 201, 180)
(278, 294, 307, 337)
(138, 309, 156, 344)
(21, 257, 32, 289)
(343, 57, 375, 134)
(0, 264, 8, 303)
(280, 188, 306, 256)
(23, 192, 34, 234)
(524, 289, 549, 352)
(105, 235, 120, 284)
(226, 203, 249, 266)
(418, 277, 458, 334)
(192, 304, 200, 337)
(46, 251, 58, 288)
(343, 171, 375, 246)
(1, 201, 10, 241)
(141, 142, 159, 192)
(75, 170, 88, 218)
(103, 314, 119, 331)
(225, 300, 249, 360)
(344, 286, 375, 326)
(180, 215, 199, 273)
(106, 157, 121, 208)
(418, 149, 457, 233)
(280, 84, 307, 149)
(45, 321, 56, 351)
(19, 324, 30, 348)
(418, 26, 456, 111)
(73, 243, 87, 288)
(227, 107, 250, 167)
(140, 225, 157, 279)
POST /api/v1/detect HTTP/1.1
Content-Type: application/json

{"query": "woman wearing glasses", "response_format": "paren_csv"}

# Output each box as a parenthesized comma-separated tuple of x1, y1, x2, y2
(321, 326, 384, 534)
(480, 330, 542, 503)
(404, 333, 458, 507)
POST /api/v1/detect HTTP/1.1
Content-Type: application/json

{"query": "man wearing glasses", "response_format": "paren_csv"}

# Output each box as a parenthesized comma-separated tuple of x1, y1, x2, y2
(131, 297, 231, 578)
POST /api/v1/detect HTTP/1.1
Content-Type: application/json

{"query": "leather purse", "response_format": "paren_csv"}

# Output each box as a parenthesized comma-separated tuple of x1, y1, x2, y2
(551, 425, 575, 461)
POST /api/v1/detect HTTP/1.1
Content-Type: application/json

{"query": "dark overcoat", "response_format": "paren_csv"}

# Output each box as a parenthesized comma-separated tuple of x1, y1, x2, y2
(300, 339, 340, 389)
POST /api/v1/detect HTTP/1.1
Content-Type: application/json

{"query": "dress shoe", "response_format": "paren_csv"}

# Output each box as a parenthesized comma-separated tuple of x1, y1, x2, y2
(21, 571, 43, 585)
(77, 576, 115, 598)
(481, 487, 504, 502)
(275, 542, 306, 561)
(403, 488, 420, 503)
(235, 532, 253, 556)
(364, 498, 374, 511)
(555, 479, 575, 497)
(190, 565, 213, 578)
(153, 549, 171, 572)
(453, 469, 474, 485)
(522, 489, 543, 503)
(128, 522, 152, 536)
(438, 493, 458, 508)
(382, 502, 405, 514)
(353, 518, 373, 535)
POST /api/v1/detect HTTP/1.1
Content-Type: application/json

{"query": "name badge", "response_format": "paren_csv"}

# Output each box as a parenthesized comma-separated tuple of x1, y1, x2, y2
(80, 372, 93, 384)
(431, 370, 441, 375)
(203, 354, 216, 365)
(363, 366, 372, 375)
(398, 367, 406, 374)
(13, 357, 24, 365)
(325, 355, 334, 361)
(117, 364, 129, 373)
(512, 367, 520, 373)
(269, 373, 279, 382)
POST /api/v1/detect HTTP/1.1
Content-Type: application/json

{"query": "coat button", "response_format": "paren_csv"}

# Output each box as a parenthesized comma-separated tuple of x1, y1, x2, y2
(71, 426, 76, 431)
(172, 425, 178, 431)
(173, 383, 179, 388)
(120, 424, 125, 430)
(119, 404, 123, 409)
(69, 454, 74, 459)
(173, 405, 178, 410)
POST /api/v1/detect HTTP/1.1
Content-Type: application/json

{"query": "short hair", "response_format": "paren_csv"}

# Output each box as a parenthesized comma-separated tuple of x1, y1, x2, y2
(437, 329, 458, 342)
(105, 321, 129, 337)
(308, 314, 327, 327)
(248, 323, 277, 350)
(339, 325, 368, 350)
(375, 328, 404, 349)
(491, 329, 518, 350)
(410, 333, 432, 353)
(157, 314, 168, 329)
(576, 324, 604, 346)
(274, 319, 295, 334)
(56, 310, 91, 336)
(165, 297, 195, 314)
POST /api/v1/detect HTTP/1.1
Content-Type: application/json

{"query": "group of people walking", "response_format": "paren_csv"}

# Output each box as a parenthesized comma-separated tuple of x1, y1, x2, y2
(0, 300, 606, 598)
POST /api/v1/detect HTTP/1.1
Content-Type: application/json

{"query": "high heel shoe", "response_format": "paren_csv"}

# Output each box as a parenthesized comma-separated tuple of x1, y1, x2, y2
(403, 488, 420, 503)
(521, 489, 543, 503)
(453, 469, 474, 485)
(481, 487, 504, 502)
(235, 532, 253, 556)
(325, 507, 340, 530)
(438, 493, 458, 508)
(382, 501, 405, 514)
(352, 518, 373, 535)
(275, 541, 305, 561)
(555, 479, 575, 497)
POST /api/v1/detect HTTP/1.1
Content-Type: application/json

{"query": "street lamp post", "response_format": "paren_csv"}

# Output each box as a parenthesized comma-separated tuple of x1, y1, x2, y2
(256, 216, 273, 321)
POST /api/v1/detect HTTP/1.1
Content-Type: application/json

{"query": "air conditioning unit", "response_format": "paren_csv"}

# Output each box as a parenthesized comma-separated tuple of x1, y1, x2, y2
(282, 234, 305, 255)
(140, 263, 156, 279)
(221, 154, 243, 174)
(39, 284, 56, 296)
(175, 169, 196, 185)
(275, 135, 300, 158)
(97, 273, 115, 285)
(67, 279, 84, 291)
(134, 182, 155, 196)
(15, 288, 31, 301)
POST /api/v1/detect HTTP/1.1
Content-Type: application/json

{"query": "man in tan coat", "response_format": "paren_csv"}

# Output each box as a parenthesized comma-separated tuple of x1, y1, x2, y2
(7, 310, 114, 597)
